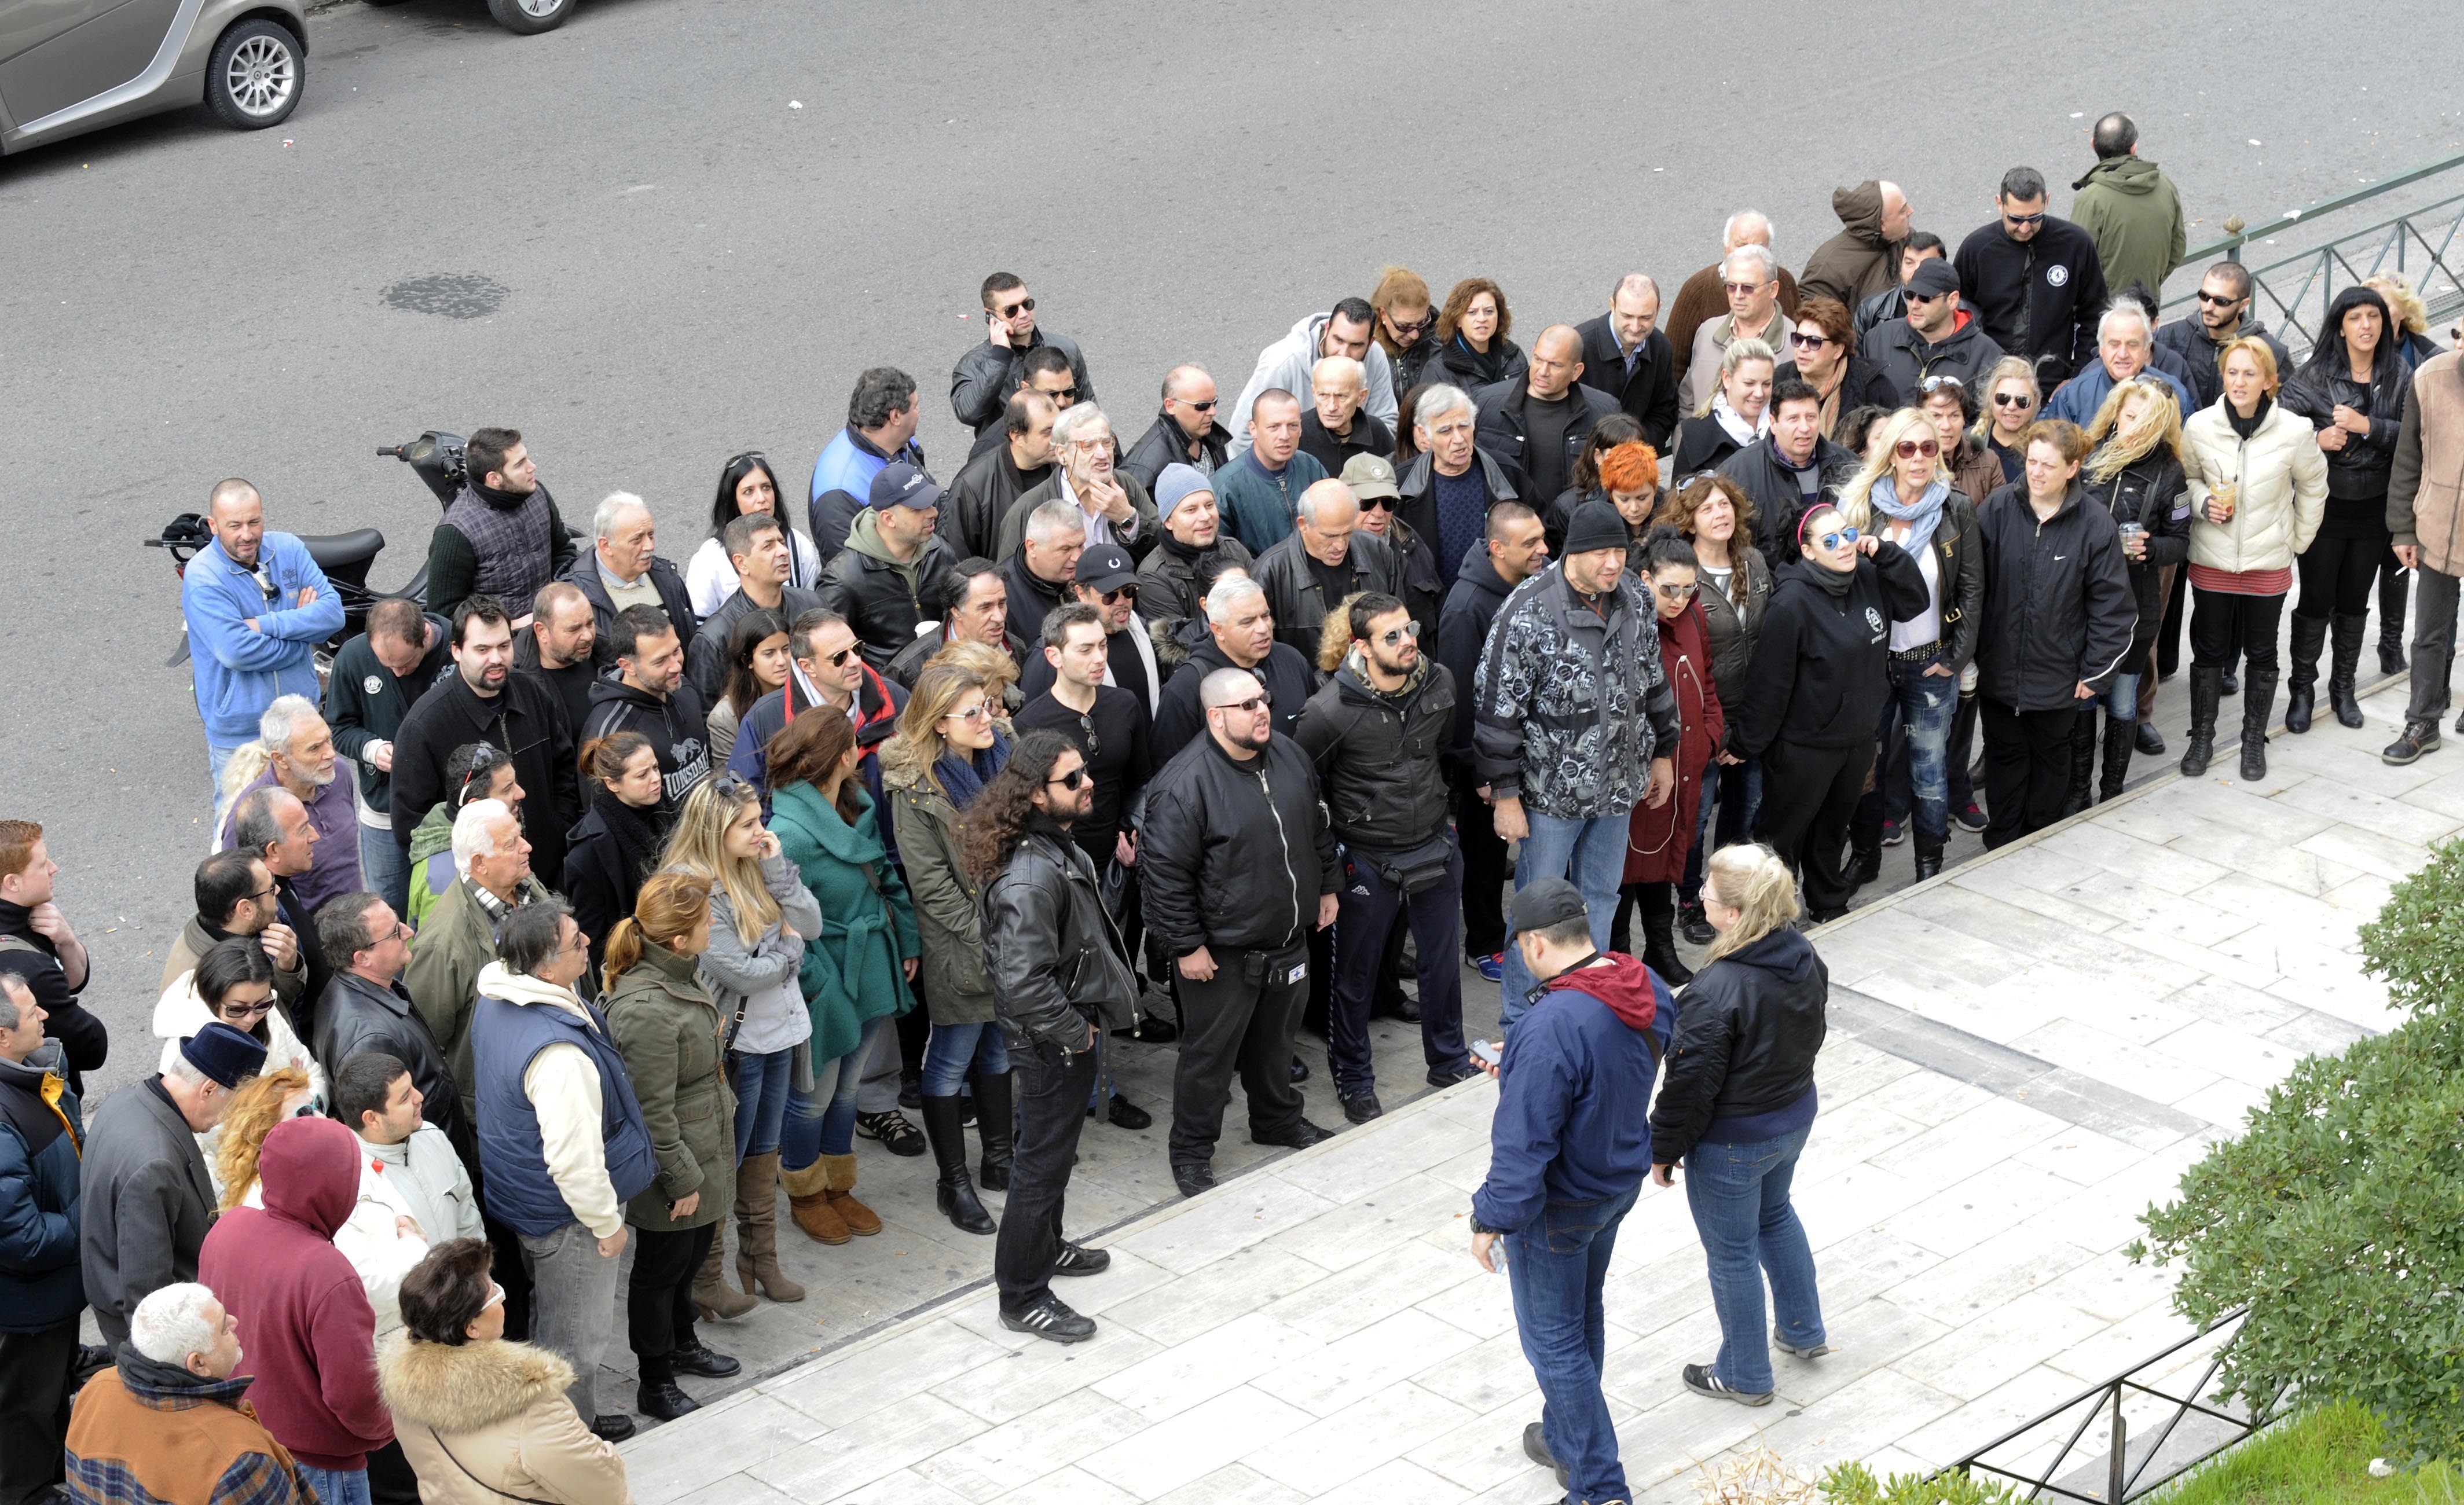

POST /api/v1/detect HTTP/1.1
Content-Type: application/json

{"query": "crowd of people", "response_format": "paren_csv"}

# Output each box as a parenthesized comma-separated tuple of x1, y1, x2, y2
(3, 111, 2460, 1505)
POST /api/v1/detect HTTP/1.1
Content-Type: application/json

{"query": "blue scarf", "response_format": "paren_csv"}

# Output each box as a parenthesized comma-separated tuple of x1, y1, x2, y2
(1867, 475, 1948, 557)
(934, 730, 1010, 810)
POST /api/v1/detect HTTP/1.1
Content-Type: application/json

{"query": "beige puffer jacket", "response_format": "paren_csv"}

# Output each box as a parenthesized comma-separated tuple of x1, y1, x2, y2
(2181, 398, 2329, 573)
(378, 1334, 633, 1505)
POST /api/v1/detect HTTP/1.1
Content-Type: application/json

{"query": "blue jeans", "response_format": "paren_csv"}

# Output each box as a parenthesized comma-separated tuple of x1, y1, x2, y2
(1854, 656, 1957, 845)
(1686, 759, 1762, 902)
(297, 1464, 372, 1505)
(1505, 1183, 1642, 1504)
(731, 1046, 795, 1159)
(1499, 812, 1627, 1027)
(360, 824, 410, 916)
(1682, 1123, 1825, 1396)
(207, 740, 244, 824)
(921, 1021, 1009, 1098)
(2099, 670, 2143, 721)
(782, 1014, 887, 1168)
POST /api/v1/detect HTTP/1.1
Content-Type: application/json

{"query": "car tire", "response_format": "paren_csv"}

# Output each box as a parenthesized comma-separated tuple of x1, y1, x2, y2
(486, 0, 574, 34)
(204, 19, 302, 130)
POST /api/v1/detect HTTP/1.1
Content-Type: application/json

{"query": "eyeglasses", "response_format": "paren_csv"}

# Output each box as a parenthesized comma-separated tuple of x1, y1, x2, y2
(1357, 494, 1395, 512)
(2003, 211, 2047, 227)
(1210, 695, 1273, 715)
(245, 883, 280, 902)
(1895, 438, 1942, 458)
(1375, 621, 1422, 647)
(943, 703, 993, 725)
(1817, 527, 1862, 550)
(1919, 375, 1966, 393)
(1722, 280, 1769, 296)
(560, 930, 589, 955)
(2195, 291, 2245, 307)
(1787, 332, 1831, 350)
(997, 298, 1036, 317)
(1992, 392, 2034, 409)
(1046, 766, 1089, 791)
(1653, 581, 1699, 601)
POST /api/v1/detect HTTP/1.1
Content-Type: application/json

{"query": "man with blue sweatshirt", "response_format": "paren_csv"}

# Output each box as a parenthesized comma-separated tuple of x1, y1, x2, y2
(183, 479, 342, 814)
(1471, 879, 1671, 1505)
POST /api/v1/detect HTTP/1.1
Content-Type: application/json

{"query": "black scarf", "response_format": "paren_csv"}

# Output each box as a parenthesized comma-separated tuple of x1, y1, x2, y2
(1802, 557, 1857, 599)
(471, 478, 535, 512)
(2226, 395, 2273, 442)
(593, 788, 669, 883)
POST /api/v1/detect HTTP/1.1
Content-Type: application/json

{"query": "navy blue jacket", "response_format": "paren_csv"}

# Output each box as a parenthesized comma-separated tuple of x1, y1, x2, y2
(1473, 954, 1671, 1234)
(0, 1048, 85, 1332)
(471, 990, 657, 1238)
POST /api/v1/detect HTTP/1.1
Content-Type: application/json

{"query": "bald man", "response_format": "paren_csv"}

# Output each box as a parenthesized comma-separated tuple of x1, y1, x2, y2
(1472, 325, 1620, 504)
(1665, 210, 1803, 384)
(182, 478, 343, 809)
(1576, 273, 1680, 451)
(1123, 364, 1231, 493)
(1297, 355, 1394, 478)
(1251, 479, 1404, 657)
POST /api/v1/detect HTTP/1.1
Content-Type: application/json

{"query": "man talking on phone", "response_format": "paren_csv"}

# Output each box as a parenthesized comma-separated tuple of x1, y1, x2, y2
(1470, 878, 1671, 1505)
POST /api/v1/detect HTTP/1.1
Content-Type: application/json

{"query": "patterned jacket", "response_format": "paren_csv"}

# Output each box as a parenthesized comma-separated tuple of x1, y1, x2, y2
(1472, 564, 1681, 820)
(67, 1356, 311, 1505)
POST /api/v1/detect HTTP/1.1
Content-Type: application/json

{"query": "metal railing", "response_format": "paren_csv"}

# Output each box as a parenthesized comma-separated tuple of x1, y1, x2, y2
(2160, 151, 2464, 364)
(1941, 1308, 2282, 1505)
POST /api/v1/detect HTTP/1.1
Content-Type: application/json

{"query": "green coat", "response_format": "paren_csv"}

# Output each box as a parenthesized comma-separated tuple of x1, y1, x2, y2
(2071, 155, 2187, 301)
(771, 781, 918, 1066)
(604, 941, 736, 1233)
(883, 765, 993, 1026)
(405, 874, 555, 1122)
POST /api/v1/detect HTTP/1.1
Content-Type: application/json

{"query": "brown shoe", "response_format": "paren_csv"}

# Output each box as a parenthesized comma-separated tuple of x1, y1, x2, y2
(819, 1152, 882, 1236)
(692, 1218, 757, 1322)
(735, 1153, 804, 1302)
(779, 1158, 850, 1245)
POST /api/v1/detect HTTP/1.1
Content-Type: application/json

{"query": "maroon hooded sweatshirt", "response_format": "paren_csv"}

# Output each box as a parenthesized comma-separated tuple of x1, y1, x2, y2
(199, 1116, 394, 1470)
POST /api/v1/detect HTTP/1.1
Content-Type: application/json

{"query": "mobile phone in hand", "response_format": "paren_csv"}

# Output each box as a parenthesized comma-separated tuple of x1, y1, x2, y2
(1471, 1039, 1502, 1068)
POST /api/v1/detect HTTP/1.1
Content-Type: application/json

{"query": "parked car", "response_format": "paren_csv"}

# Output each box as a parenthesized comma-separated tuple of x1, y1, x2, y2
(0, 0, 305, 156)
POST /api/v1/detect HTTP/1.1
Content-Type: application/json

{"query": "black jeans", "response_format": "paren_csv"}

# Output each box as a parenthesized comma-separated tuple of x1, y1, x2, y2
(2295, 524, 2390, 619)
(1330, 841, 1468, 1096)
(626, 1223, 714, 1375)
(1451, 772, 1508, 959)
(1171, 944, 1310, 1165)
(1754, 740, 1874, 917)
(0, 1320, 77, 1505)
(2190, 587, 2287, 671)
(996, 1034, 1099, 1313)
(1981, 699, 2082, 849)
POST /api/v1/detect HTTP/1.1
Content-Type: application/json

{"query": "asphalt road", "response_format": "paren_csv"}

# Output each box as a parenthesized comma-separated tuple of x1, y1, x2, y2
(5, 0, 2460, 1092)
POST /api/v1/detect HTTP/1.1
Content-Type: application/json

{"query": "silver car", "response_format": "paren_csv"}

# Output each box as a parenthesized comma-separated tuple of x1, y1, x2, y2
(0, 0, 305, 155)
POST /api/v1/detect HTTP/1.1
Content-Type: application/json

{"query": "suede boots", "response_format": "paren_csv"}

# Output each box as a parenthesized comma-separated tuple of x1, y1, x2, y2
(779, 1158, 849, 1245)
(734, 1152, 803, 1302)
(691, 1221, 756, 1322)
(819, 1153, 881, 1236)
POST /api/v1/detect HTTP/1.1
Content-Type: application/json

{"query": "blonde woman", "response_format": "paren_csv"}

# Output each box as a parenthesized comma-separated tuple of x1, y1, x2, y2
(932, 636, 1024, 720)
(662, 775, 820, 1313)
(1648, 843, 1829, 1408)
(882, 663, 1013, 1236)
(1970, 355, 2042, 484)
(1832, 409, 1982, 884)
(2082, 380, 2191, 794)
(1668, 337, 1776, 478)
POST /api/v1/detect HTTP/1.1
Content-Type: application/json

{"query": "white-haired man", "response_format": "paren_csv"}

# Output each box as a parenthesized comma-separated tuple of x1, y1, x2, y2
(2042, 302, 2192, 424)
(1666, 211, 1801, 386)
(1297, 355, 1393, 478)
(1002, 497, 1089, 647)
(402, 798, 549, 1130)
(1251, 479, 1402, 656)
(217, 695, 364, 912)
(999, 405, 1162, 560)
(560, 491, 696, 666)
(1681, 243, 1793, 414)
(1396, 384, 1524, 594)
(1149, 574, 1320, 761)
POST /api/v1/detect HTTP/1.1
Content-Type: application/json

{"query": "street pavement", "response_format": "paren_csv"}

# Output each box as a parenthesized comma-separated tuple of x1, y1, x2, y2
(4, 0, 2461, 1091)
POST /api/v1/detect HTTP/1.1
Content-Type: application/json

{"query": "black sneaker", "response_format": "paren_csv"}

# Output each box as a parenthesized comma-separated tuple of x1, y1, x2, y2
(589, 1414, 636, 1442)
(1340, 1089, 1383, 1124)
(1679, 902, 1718, 945)
(1953, 801, 1989, 834)
(2384, 720, 2442, 765)
(1427, 1063, 1484, 1088)
(1523, 1422, 1569, 1488)
(1000, 1293, 1097, 1344)
(1253, 1118, 1336, 1150)
(2135, 721, 2167, 756)
(1107, 1094, 1152, 1130)
(1172, 1161, 1215, 1198)
(1289, 1056, 1310, 1084)
(1880, 818, 1906, 847)
(897, 1077, 922, 1110)
(1053, 1241, 1111, 1276)
(1682, 1362, 1773, 1406)
(855, 1110, 926, 1157)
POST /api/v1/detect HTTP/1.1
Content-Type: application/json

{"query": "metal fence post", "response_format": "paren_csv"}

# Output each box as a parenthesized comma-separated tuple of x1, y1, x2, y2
(2224, 216, 2246, 265)
(2109, 1387, 2129, 1503)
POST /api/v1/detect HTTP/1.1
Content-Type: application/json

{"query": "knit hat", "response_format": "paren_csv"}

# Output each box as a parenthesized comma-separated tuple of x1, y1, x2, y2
(1561, 500, 1630, 556)
(179, 1022, 268, 1089)
(1154, 464, 1215, 525)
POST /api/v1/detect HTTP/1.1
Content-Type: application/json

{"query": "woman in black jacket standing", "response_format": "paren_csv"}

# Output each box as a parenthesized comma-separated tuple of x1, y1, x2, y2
(2279, 285, 2410, 732)
(563, 731, 670, 982)
(1974, 423, 2138, 849)
(1733, 503, 1929, 922)
(1431, 277, 1528, 392)
(2079, 382, 2192, 799)
(1667, 340, 1777, 479)
(1649, 842, 1829, 1407)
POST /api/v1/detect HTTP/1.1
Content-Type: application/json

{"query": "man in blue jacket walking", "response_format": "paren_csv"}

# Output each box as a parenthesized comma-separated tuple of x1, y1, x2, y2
(1471, 879, 1670, 1505)
(182, 479, 342, 814)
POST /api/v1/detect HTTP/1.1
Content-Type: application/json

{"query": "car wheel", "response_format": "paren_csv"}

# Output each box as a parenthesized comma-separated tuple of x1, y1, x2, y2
(486, 0, 574, 34)
(204, 19, 302, 129)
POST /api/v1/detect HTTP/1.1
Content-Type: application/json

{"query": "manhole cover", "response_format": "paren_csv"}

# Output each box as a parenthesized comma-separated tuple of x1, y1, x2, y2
(380, 273, 510, 319)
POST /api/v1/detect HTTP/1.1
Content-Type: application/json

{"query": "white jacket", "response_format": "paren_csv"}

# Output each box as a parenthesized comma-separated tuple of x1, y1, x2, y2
(2182, 398, 2330, 574)
(155, 971, 328, 1195)
(1227, 311, 1400, 457)
(241, 1150, 427, 1337)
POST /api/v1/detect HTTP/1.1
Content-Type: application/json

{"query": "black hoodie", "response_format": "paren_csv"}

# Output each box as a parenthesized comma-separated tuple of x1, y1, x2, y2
(579, 677, 710, 814)
(1735, 542, 1931, 754)
(1436, 539, 1519, 770)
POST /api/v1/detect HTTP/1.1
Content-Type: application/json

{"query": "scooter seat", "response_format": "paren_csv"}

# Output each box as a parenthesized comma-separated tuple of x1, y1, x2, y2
(298, 528, 387, 572)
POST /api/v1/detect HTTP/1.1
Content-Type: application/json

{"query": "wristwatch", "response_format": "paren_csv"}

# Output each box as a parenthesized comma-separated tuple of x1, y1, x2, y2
(1468, 1214, 1502, 1236)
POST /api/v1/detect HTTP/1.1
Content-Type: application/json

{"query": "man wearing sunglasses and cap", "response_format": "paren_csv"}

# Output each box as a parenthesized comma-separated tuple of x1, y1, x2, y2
(1860, 257, 2005, 409)
(1954, 166, 2109, 390)
(1020, 544, 1161, 716)
(1341, 453, 1443, 632)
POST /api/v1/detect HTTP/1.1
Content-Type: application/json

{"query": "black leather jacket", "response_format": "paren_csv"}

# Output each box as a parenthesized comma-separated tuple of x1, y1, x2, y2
(1250, 531, 1402, 657)
(1123, 410, 1231, 495)
(1292, 656, 1455, 859)
(981, 820, 1139, 1050)
(1140, 733, 1336, 959)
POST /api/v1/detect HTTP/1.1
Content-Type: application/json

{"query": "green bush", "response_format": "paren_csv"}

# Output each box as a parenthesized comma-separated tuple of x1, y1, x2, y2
(1819, 1460, 2019, 1505)
(2133, 838, 2464, 1462)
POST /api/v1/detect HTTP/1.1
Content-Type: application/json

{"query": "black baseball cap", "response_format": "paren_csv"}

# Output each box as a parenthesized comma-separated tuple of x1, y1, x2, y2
(1510, 878, 1589, 931)
(1075, 543, 1138, 593)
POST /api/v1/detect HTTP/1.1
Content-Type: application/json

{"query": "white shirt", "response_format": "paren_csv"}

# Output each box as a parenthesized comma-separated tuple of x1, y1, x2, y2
(1888, 525, 1944, 652)
(1060, 473, 1142, 550)
(687, 531, 824, 621)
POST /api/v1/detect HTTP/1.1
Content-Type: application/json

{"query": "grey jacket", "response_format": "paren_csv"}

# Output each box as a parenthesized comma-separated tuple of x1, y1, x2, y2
(696, 851, 822, 1058)
(1472, 563, 1682, 820)
(80, 1077, 218, 1350)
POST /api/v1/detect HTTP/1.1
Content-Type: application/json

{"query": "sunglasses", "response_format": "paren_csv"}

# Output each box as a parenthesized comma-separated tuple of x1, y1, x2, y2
(1049, 386, 1080, 402)
(996, 298, 1036, 317)
(943, 703, 994, 725)
(1357, 494, 1396, 512)
(1920, 375, 1966, 392)
(1722, 280, 1769, 296)
(1098, 584, 1139, 606)
(1375, 621, 1421, 647)
(458, 743, 507, 797)
(1788, 331, 1831, 349)
(1653, 581, 1699, 600)
(724, 449, 768, 470)
(482, 1281, 507, 1313)
(1817, 527, 1862, 550)
(1210, 695, 1273, 715)
(1992, 392, 2034, 409)
(1180, 397, 1219, 412)
(820, 645, 855, 667)
(217, 1000, 277, 1021)
(2003, 211, 2047, 227)
(1046, 766, 1089, 791)
(715, 772, 758, 801)
(1895, 438, 1942, 458)
(2195, 291, 2245, 307)
(1075, 711, 1101, 759)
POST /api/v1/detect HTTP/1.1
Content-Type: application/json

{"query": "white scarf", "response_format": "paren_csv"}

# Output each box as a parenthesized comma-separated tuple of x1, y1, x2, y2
(1713, 392, 1771, 447)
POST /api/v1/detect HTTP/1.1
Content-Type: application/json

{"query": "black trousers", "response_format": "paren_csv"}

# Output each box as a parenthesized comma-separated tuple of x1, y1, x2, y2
(1329, 843, 1467, 1096)
(1754, 740, 1873, 917)
(1171, 946, 1310, 1166)
(0, 1320, 77, 1505)
(996, 1036, 1098, 1313)
(1452, 773, 1508, 959)
(474, 1196, 534, 1342)
(1981, 699, 2082, 849)
(626, 1223, 714, 1376)
(366, 1439, 421, 1505)
(2190, 587, 2287, 672)
(2295, 526, 2390, 619)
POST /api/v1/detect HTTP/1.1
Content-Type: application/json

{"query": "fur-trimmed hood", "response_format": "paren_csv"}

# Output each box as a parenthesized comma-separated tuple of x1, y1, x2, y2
(378, 1333, 575, 1433)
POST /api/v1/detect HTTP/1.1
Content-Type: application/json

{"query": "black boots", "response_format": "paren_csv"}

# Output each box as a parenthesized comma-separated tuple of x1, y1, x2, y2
(2181, 667, 2224, 777)
(2099, 713, 2137, 802)
(2379, 565, 2410, 675)
(2060, 714, 2096, 818)
(637, 1360, 698, 1421)
(1845, 835, 1882, 890)
(973, 1068, 1015, 1192)
(1913, 833, 1945, 882)
(2240, 669, 2279, 781)
(921, 1095, 995, 1236)
(1637, 884, 1693, 986)
(2285, 614, 2326, 732)
(2329, 613, 2368, 729)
